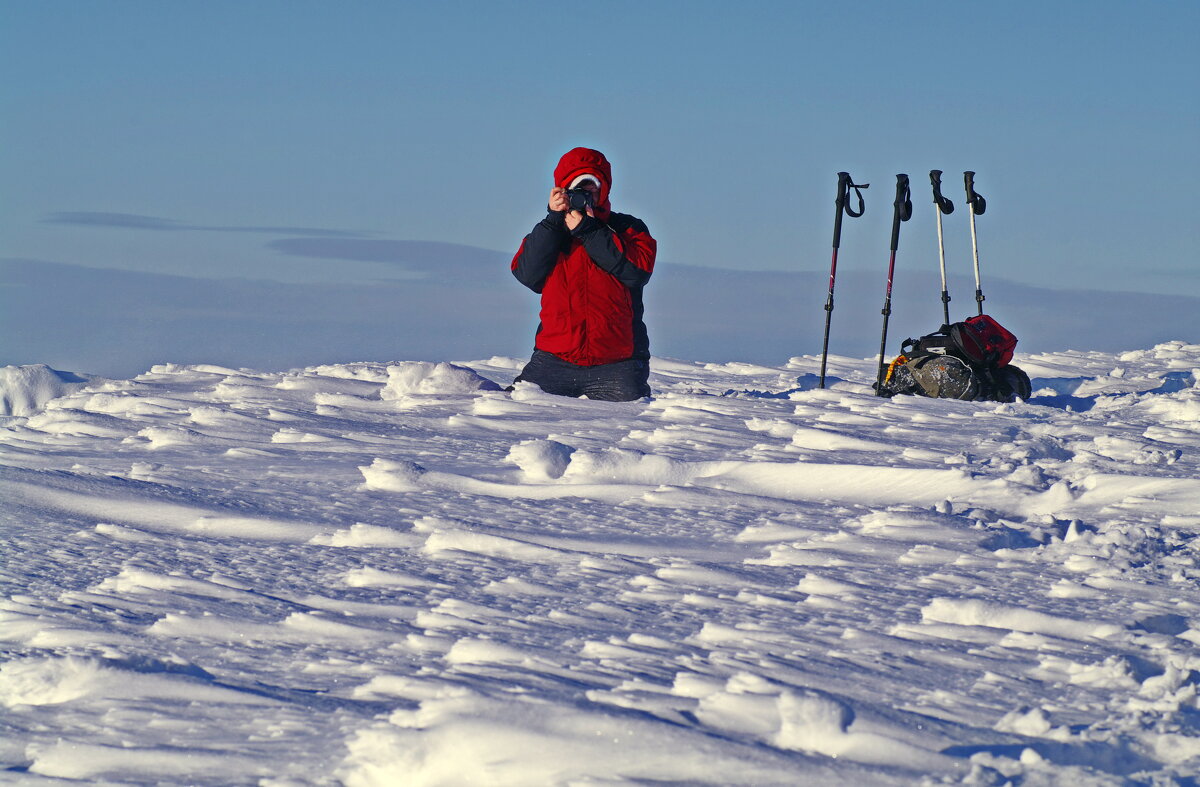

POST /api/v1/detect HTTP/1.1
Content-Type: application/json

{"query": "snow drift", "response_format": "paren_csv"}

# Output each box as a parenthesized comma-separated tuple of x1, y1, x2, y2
(0, 364, 94, 416)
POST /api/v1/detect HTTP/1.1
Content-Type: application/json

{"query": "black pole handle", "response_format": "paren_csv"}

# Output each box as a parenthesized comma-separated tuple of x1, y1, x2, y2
(889, 174, 912, 252)
(964, 171, 986, 215)
(832, 172, 868, 249)
(930, 170, 954, 214)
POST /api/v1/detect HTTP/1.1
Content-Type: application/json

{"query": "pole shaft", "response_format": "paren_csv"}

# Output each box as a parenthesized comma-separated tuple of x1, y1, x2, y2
(930, 171, 954, 325)
(964, 171, 986, 316)
(968, 205, 983, 315)
(935, 205, 950, 324)
(818, 246, 840, 387)
(875, 175, 911, 395)
(819, 173, 850, 389)
(875, 251, 897, 389)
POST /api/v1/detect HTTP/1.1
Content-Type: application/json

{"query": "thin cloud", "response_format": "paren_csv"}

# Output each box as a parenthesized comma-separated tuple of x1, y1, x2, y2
(43, 211, 368, 238)
(267, 238, 507, 272)
(1141, 267, 1200, 279)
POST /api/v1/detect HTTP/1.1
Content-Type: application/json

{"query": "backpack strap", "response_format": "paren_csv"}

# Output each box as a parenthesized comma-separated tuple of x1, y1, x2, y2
(902, 327, 954, 357)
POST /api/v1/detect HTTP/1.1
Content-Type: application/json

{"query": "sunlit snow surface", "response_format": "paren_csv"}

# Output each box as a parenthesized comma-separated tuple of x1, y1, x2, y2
(2, 345, 1200, 785)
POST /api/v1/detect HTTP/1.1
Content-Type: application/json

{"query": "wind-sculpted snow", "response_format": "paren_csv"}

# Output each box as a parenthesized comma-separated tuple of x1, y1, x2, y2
(2, 344, 1200, 784)
(380, 361, 502, 399)
(0, 364, 96, 417)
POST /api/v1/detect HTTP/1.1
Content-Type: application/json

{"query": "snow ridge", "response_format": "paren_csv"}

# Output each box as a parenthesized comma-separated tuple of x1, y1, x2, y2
(0, 364, 95, 417)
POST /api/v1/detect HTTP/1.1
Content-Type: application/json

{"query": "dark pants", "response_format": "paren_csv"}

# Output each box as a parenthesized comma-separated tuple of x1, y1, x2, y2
(512, 350, 651, 401)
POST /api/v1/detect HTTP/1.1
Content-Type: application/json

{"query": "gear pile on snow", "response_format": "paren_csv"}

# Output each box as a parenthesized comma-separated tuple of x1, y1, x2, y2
(822, 169, 1034, 403)
(878, 314, 1032, 402)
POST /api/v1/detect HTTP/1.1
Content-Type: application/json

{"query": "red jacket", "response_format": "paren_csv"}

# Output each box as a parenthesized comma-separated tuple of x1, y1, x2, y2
(511, 148, 657, 366)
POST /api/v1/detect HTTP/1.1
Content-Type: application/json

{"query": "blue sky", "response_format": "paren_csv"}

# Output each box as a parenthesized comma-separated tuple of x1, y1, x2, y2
(2, 1, 1197, 300)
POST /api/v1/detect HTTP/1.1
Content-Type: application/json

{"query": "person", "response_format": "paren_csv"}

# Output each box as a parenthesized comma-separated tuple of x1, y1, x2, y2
(510, 147, 657, 401)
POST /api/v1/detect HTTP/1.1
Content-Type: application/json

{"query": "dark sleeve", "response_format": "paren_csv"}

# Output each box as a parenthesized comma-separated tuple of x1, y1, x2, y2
(570, 214, 657, 289)
(511, 211, 569, 293)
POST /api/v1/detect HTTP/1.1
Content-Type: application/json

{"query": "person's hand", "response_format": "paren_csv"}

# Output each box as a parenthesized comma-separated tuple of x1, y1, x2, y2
(549, 187, 568, 213)
(564, 203, 594, 231)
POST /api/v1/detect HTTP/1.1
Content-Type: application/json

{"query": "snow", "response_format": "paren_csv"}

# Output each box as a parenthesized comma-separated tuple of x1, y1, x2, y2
(2, 343, 1200, 784)
(0, 365, 95, 417)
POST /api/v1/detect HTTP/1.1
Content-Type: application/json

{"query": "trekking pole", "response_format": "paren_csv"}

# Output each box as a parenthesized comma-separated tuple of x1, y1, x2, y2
(930, 170, 955, 325)
(874, 174, 912, 395)
(964, 171, 987, 316)
(818, 171, 868, 388)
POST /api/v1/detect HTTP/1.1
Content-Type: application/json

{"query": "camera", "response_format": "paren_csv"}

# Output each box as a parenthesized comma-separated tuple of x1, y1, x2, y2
(566, 188, 595, 213)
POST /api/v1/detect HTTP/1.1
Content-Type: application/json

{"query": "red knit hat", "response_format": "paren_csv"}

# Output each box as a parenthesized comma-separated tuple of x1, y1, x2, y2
(554, 148, 612, 212)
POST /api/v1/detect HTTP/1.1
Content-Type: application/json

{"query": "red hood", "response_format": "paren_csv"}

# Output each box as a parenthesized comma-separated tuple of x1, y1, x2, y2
(554, 147, 612, 217)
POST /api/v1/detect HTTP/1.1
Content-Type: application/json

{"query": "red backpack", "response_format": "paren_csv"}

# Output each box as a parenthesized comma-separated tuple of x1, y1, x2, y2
(902, 314, 1018, 368)
(947, 315, 1018, 367)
